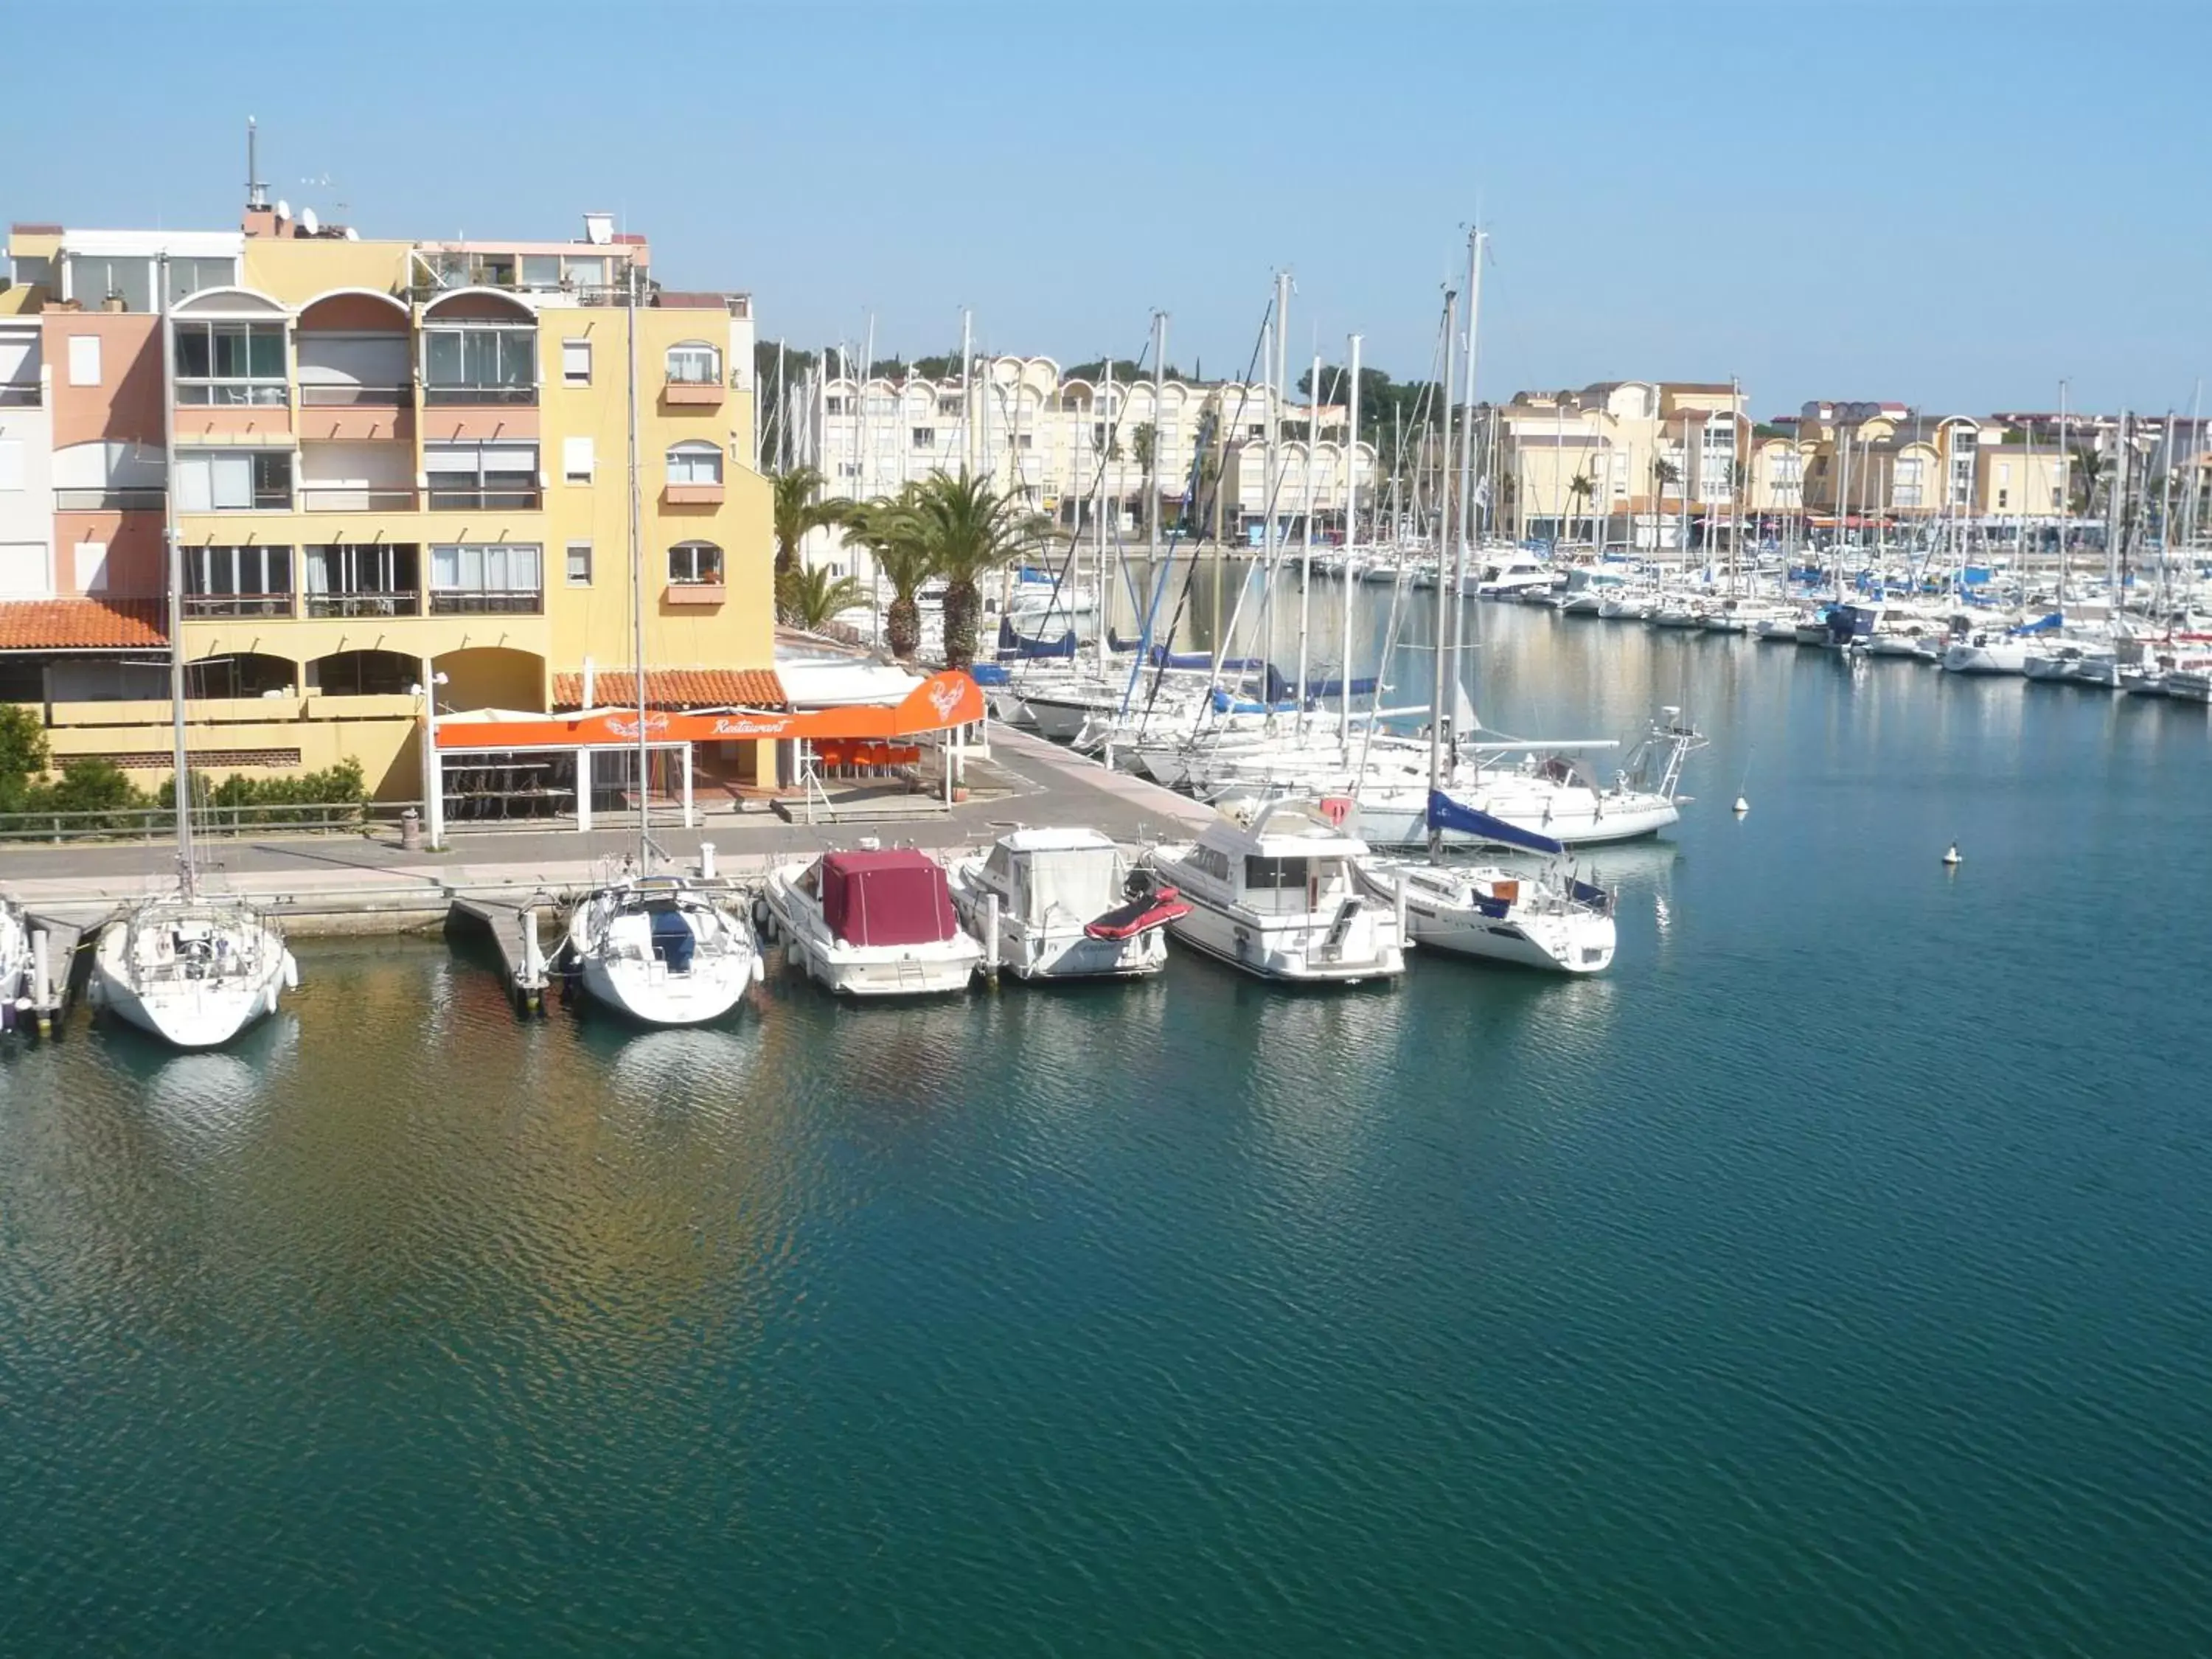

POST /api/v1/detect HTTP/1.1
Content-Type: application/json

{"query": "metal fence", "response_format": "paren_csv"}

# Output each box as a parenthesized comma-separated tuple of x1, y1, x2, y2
(0, 800, 425, 844)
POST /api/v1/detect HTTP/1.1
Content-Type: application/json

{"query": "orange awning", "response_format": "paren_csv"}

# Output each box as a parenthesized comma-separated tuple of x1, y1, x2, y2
(435, 669, 983, 751)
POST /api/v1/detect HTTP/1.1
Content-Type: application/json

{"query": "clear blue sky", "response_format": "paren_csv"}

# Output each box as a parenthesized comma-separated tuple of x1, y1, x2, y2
(4, 1, 2205, 419)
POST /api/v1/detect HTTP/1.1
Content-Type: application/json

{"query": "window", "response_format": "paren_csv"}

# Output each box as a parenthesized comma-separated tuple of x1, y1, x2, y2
(937, 395, 964, 417)
(1017, 433, 1033, 451)
(173, 321, 288, 405)
(911, 427, 936, 449)
(521, 255, 563, 289)
(1192, 846, 1232, 880)
(668, 541, 723, 585)
(1997, 489, 2010, 509)
(665, 341, 720, 386)
(563, 256, 611, 291)
(64, 255, 152, 313)
(68, 335, 101, 387)
(165, 257, 237, 303)
(74, 541, 109, 593)
(566, 542, 593, 585)
(836, 461, 861, 479)
(175, 450, 292, 511)
(184, 544, 293, 615)
(666, 441, 723, 485)
(562, 338, 591, 386)
(826, 396, 852, 416)
(424, 442, 540, 509)
(1244, 855, 1310, 891)
(303, 543, 418, 616)
(563, 437, 594, 484)
(422, 327, 536, 403)
(428, 543, 543, 612)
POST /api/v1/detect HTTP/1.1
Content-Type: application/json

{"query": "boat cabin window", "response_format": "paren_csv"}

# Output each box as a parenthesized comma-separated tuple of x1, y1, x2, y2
(1244, 855, 1309, 891)
(1189, 846, 1233, 881)
(985, 845, 1014, 882)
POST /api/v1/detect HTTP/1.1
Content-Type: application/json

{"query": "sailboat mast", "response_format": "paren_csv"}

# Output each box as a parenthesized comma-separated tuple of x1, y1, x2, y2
(626, 254, 650, 865)
(158, 252, 195, 900)
(1427, 288, 1459, 863)
(1451, 228, 1482, 740)
(1295, 352, 1319, 737)
(1340, 333, 1362, 753)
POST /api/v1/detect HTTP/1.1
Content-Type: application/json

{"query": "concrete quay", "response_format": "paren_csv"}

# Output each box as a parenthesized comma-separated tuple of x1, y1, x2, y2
(1, 727, 1216, 936)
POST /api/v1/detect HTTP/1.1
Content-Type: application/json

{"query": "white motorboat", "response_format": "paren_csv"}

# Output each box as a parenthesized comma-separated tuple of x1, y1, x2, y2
(1144, 799, 1405, 985)
(2170, 669, 2212, 704)
(1941, 630, 2030, 675)
(1648, 594, 1711, 629)
(1755, 611, 1805, 641)
(1474, 554, 1557, 598)
(564, 875, 760, 1026)
(1, 897, 36, 1038)
(949, 827, 1185, 981)
(1558, 568, 1636, 615)
(2022, 642, 2091, 683)
(1356, 794, 1615, 973)
(90, 897, 296, 1050)
(1598, 590, 1656, 620)
(762, 848, 984, 996)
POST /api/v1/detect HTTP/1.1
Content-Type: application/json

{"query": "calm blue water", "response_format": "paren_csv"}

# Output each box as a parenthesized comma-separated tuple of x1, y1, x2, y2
(4, 605, 2212, 1655)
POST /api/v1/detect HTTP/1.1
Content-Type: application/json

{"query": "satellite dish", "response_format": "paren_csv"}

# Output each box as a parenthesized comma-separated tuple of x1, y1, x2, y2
(299, 207, 320, 236)
(343, 226, 359, 241)
(274, 198, 291, 221)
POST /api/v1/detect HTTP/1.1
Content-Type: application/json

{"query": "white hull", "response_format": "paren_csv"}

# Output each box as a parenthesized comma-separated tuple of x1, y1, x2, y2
(90, 901, 294, 1050)
(1941, 640, 2028, 675)
(958, 905, 1168, 980)
(563, 877, 760, 1027)
(0, 902, 30, 1037)
(1350, 787, 1679, 848)
(1363, 866, 1615, 974)
(1158, 890, 1404, 983)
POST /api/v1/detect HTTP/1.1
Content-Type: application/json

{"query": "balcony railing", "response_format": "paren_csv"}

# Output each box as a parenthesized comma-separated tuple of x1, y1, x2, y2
(426, 485, 543, 512)
(299, 485, 422, 512)
(175, 382, 288, 407)
(0, 384, 40, 407)
(184, 591, 294, 619)
(299, 383, 412, 407)
(422, 383, 538, 406)
(429, 588, 543, 616)
(54, 488, 166, 511)
(307, 590, 421, 619)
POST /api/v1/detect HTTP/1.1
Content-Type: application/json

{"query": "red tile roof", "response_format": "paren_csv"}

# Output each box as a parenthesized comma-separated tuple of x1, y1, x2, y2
(0, 597, 167, 651)
(552, 668, 785, 709)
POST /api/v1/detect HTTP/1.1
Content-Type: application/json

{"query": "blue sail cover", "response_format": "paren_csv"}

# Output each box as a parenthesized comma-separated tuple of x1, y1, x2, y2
(995, 618, 1078, 659)
(2009, 612, 2065, 636)
(1208, 688, 1300, 716)
(1426, 790, 1566, 856)
(970, 662, 1012, 686)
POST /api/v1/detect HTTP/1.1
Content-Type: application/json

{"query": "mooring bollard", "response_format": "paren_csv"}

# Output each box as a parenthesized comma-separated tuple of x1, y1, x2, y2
(983, 892, 1001, 986)
(30, 928, 52, 1036)
(400, 808, 423, 852)
(698, 841, 716, 880)
(520, 907, 546, 1016)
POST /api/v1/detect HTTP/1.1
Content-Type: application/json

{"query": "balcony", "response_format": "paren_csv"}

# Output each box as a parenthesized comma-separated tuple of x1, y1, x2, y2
(299, 383, 411, 407)
(426, 485, 543, 512)
(0, 384, 40, 408)
(306, 590, 422, 619)
(299, 485, 422, 513)
(430, 588, 543, 616)
(175, 382, 288, 408)
(55, 488, 166, 512)
(422, 383, 538, 408)
(664, 582, 725, 608)
(184, 592, 295, 619)
(662, 373, 726, 408)
(661, 481, 725, 506)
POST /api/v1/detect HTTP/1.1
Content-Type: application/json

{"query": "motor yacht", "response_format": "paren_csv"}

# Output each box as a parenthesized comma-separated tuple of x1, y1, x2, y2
(1144, 800, 1405, 984)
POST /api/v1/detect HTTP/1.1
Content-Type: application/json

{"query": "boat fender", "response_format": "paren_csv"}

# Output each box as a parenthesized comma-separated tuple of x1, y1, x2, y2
(282, 950, 300, 991)
(750, 951, 766, 986)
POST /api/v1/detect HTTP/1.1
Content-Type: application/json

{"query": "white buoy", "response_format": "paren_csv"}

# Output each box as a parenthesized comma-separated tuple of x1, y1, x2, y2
(1943, 842, 1962, 866)
(1733, 796, 1749, 815)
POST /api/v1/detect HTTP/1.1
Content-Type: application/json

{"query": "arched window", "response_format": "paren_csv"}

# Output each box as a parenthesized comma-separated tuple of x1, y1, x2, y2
(668, 540, 723, 585)
(185, 652, 294, 700)
(666, 440, 723, 487)
(308, 649, 417, 697)
(666, 340, 720, 386)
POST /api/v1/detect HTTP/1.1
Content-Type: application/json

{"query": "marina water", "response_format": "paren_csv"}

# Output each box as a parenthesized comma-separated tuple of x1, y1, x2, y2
(4, 600, 2212, 1655)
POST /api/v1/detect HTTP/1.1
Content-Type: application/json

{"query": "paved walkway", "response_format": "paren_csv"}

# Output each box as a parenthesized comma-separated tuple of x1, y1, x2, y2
(1, 728, 1214, 917)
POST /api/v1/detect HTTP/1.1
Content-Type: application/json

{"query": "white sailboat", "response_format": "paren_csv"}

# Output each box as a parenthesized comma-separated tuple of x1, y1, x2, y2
(562, 262, 760, 1026)
(88, 252, 296, 1051)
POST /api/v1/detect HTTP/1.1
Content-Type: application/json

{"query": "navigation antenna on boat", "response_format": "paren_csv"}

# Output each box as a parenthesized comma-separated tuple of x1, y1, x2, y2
(158, 251, 197, 900)
(625, 248, 655, 873)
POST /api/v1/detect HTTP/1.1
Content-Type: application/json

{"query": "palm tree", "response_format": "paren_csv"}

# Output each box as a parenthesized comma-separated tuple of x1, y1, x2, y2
(909, 470, 1051, 668)
(771, 466, 848, 622)
(843, 487, 935, 660)
(1568, 473, 1594, 544)
(782, 563, 866, 633)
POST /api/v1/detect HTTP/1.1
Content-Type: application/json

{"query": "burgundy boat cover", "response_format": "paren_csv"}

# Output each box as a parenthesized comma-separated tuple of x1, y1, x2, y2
(820, 850, 959, 947)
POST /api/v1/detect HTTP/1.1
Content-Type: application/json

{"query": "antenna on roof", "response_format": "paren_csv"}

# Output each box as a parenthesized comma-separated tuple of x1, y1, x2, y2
(246, 116, 268, 210)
